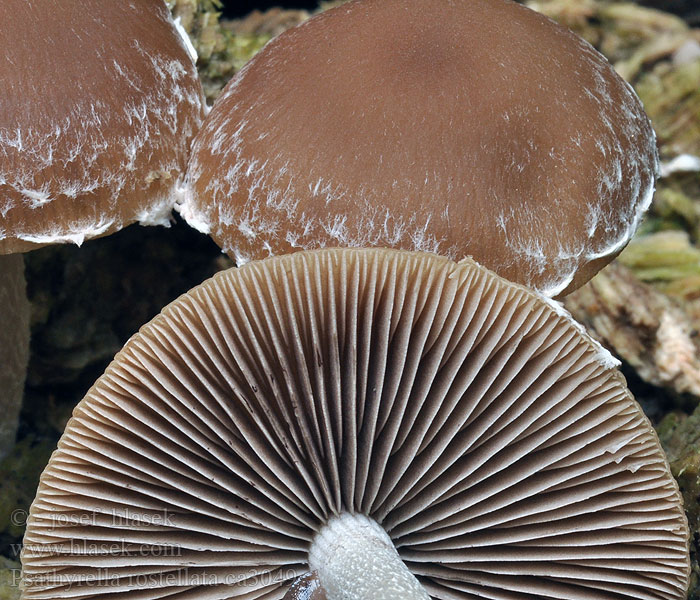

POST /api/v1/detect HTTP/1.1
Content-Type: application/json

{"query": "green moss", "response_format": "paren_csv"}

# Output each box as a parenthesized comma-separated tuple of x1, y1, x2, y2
(656, 411, 685, 446)
(167, 0, 272, 102)
(656, 408, 700, 596)
(618, 231, 700, 299)
(317, 0, 350, 10)
(637, 59, 700, 158)
(599, 3, 687, 71)
(228, 33, 272, 72)
(675, 455, 700, 597)
(0, 437, 55, 555)
(527, 0, 689, 73)
(652, 181, 700, 238)
(0, 558, 20, 600)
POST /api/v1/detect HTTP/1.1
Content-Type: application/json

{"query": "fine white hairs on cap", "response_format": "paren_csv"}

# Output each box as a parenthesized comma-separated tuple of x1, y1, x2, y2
(0, 0, 206, 254)
(182, 0, 658, 298)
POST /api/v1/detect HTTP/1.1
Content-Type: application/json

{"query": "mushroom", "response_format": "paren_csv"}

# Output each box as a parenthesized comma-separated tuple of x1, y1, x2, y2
(21, 248, 689, 599)
(283, 572, 326, 600)
(180, 0, 658, 299)
(0, 0, 205, 455)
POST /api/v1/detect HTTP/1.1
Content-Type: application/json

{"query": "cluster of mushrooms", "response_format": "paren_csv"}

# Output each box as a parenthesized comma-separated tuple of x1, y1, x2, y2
(1, 0, 691, 598)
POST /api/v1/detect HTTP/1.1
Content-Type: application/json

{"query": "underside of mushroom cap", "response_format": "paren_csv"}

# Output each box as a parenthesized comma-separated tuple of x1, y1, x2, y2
(22, 248, 688, 599)
(0, 0, 205, 254)
(182, 0, 658, 297)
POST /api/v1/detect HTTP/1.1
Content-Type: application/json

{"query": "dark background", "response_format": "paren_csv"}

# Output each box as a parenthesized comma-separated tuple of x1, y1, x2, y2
(223, 0, 318, 18)
(222, 0, 700, 25)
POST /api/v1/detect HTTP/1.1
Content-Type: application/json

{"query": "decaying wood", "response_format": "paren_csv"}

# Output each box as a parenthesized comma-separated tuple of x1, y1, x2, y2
(564, 260, 700, 400)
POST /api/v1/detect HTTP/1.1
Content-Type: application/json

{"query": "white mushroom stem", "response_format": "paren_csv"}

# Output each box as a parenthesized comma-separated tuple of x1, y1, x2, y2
(308, 513, 429, 600)
(0, 254, 30, 458)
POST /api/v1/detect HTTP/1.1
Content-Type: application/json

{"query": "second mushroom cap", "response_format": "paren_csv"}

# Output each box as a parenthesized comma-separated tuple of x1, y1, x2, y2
(181, 0, 658, 297)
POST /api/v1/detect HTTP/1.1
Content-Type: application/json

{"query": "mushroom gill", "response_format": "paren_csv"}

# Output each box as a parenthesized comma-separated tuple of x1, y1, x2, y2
(21, 248, 689, 599)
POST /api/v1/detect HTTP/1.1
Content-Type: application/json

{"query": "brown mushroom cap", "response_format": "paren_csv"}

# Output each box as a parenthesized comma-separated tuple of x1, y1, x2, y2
(22, 248, 688, 599)
(181, 0, 657, 297)
(0, 0, 205, 254)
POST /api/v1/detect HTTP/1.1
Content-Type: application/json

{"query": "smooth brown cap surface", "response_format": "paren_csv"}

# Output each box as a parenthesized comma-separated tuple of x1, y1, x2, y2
(0, 0, 205, 254)
(22, 248, 688, 599)
(182, 0, 657, 297)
